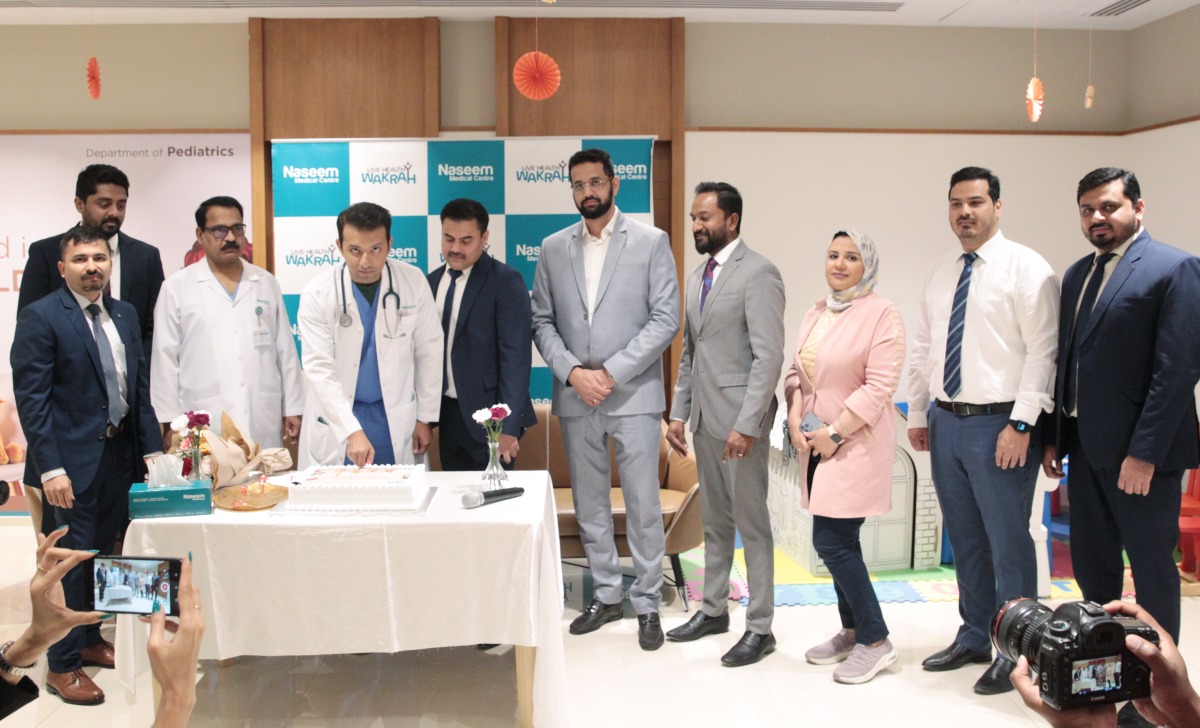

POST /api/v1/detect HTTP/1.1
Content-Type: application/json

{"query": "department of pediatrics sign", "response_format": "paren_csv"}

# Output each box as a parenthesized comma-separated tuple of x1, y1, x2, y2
(271, 136, 655, 403)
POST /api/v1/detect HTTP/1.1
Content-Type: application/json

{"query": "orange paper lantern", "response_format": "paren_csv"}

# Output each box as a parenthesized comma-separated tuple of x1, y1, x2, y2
(87, 56, 101, 100)
(513, 51, 561, 101)
(1026, 77, 1044, 122)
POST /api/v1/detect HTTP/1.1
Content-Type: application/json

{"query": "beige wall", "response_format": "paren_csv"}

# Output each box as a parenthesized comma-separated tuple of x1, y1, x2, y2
(685, 24, 1133, 131)
(1, 13, 1197, 133)
(1129, 4, 1200, 129)
(0, 24, 249, 131)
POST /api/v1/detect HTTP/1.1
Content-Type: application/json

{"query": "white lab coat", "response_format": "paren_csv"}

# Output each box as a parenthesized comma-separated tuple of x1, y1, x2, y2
(297, 259, 443, 467)
(151, 260, 305, 448)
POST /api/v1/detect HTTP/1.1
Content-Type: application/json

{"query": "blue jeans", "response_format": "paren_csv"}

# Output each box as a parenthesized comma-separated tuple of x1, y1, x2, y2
(929, 406, 1039, 652)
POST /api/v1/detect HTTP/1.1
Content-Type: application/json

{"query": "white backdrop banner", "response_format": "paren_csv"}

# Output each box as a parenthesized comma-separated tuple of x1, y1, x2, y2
(0, 132, 251, 485)
(271, 136, 656, 403)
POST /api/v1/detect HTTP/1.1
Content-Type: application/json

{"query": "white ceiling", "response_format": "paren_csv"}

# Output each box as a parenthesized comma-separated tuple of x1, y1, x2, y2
(0, 0, 1197, 30)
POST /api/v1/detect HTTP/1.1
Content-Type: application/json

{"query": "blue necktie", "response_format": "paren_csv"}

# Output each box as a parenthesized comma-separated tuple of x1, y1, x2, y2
(86, 303, 126, 427)
(942, 252, 977, 401)
(1064, 252, 1116, 414)
(699, 257, 719, 313)
(441, 269, 462, 394)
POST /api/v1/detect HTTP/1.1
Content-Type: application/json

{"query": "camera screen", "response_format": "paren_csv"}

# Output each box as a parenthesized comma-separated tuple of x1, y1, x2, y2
(92, 557, 179, 616)
(1071, 655, 1122, 695)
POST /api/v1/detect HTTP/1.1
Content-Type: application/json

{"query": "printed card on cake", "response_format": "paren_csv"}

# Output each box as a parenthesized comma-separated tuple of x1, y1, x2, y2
(284, 464, 432, 515)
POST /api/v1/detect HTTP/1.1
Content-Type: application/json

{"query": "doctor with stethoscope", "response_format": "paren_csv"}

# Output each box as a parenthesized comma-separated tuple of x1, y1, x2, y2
(297, 202, 443, 468)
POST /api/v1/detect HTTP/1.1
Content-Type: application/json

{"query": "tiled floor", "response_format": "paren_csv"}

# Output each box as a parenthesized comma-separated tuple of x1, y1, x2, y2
(2, 519, 1197, 727)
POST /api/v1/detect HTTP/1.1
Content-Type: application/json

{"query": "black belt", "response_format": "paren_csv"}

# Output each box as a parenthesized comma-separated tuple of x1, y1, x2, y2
(104, 419, 127, 438)
(935, 400, 1014, 417)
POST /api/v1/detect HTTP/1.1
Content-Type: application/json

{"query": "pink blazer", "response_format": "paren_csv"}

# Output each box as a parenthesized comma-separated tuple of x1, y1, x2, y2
(783, 293, 906, 518)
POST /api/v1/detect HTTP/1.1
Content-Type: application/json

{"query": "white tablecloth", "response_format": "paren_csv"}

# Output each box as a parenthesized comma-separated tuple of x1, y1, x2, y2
(116, 471, 569, 727)
(102, 584, 133, 604)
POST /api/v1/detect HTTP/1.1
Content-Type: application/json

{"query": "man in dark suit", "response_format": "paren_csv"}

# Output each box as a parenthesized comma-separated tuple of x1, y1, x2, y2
(11, 225, 162, 706)
(428, 198, 535, 470)
(18, 164, 165, 355)
(1042, 168, 1200, 725)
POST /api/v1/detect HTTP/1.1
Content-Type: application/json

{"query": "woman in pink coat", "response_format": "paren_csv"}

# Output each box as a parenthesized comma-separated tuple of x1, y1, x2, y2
(784, 230, 906, 685)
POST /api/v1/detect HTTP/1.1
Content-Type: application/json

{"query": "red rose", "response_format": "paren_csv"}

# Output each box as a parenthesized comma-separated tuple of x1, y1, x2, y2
(182, 457, 193, 478)
(490, 405, 510, 420)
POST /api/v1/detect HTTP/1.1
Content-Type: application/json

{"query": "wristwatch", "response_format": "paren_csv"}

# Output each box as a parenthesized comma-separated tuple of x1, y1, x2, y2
(1009, 420, 1033, 434)
(826, 425, 845, 446)
(0, 641, 36, 677)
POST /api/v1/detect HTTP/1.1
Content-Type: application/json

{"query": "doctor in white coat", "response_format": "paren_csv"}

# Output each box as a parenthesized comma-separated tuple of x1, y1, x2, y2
(152, 196, 304, 449)
(298, 202, 442, 468)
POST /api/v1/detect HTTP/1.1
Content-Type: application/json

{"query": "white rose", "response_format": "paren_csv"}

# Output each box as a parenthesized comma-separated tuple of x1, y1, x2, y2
(472, 409, 492, 424)
(170, 415, 189, 433)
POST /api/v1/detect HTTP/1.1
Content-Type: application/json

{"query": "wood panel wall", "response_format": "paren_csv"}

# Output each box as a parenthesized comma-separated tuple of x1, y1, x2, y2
(496, 17, 687, 390)
(248, 17, 440, 267)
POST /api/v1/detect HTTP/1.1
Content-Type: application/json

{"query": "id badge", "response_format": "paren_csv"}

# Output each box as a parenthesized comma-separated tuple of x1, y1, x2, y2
(253, 328, 272, 348)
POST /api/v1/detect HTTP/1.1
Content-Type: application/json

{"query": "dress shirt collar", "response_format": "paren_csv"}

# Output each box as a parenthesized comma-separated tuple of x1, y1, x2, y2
(966, 230, 1006, 263)
(1099, 226, 1140, 264)
(68, 286, 105, 313)
(108, 233, 120, 257)
(582, 208, 618, 245)
(709, 237, 742, 268)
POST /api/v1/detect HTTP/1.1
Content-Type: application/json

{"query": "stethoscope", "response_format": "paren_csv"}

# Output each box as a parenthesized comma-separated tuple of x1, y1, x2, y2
(338, 263, 403, 337)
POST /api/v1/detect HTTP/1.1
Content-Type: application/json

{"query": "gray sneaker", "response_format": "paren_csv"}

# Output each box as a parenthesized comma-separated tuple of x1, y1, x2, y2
(833, 639, 898, 684)
(805, 629, 856, 665)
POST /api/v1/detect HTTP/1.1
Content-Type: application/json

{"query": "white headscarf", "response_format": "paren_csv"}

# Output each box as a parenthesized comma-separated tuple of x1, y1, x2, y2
(825, 229, 879, 312)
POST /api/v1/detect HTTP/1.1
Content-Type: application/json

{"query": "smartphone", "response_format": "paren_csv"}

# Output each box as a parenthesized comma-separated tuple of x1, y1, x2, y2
(86, 555, 182, 616)
(800, 411, 826, 433)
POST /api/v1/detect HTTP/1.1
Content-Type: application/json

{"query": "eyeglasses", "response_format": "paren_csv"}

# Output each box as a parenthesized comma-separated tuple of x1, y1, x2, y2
(204, 224, 246, 240)
(570, 177, 611, 193)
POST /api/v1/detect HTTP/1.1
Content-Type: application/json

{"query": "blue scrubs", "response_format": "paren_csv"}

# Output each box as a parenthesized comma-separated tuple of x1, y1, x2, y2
(349, 283, 396, 465)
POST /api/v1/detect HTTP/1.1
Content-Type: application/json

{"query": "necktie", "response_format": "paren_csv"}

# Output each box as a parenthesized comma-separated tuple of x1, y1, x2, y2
(441, 269, 462, 394)
(699, 257, 719, 313)
(942, 252, 978, 401)
(86, 303, 125, 427)
(1064, 252, 1116, 414)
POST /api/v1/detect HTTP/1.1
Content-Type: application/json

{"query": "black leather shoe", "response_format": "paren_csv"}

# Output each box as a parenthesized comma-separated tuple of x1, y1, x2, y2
(921, 642, 992, 672)
(1117, 702, 1155, 727)
(638, 613, 664, 651)
(569, 598, 622, 635)
(666, 610, 731, 642)
(973, 656, 1017, 695)
(720, 631, 776, 667)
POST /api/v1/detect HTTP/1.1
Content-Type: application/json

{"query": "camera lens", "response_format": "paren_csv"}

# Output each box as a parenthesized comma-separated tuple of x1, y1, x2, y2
(993, 597, 1054, 663)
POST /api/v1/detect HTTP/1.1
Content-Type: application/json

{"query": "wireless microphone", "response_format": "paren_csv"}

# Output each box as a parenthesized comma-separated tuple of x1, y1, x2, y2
(461, 487, 525, 509)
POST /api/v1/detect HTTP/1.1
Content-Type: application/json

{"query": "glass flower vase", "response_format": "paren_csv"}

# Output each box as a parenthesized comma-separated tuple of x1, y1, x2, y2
(189, 443, 211, 486)
(482, 438, 508, 490)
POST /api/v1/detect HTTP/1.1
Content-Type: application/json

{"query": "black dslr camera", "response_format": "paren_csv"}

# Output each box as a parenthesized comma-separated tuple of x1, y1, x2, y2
(992, 598, 1159, 710)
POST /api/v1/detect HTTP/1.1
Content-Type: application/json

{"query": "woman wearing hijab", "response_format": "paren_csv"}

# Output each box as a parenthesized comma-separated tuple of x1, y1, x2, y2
(784, 230, 906, 684)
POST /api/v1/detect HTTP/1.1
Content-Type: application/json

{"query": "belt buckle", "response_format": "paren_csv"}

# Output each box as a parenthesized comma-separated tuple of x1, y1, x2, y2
(105, 422, 120, 438)
(952, 402, 971, 416)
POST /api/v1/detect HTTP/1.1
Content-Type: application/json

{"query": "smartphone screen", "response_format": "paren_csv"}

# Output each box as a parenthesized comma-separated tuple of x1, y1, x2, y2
(88, 556, 182, 616)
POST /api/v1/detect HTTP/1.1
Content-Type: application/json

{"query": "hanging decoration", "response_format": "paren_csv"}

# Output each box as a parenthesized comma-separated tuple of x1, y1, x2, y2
(1085, 29, 1096, 109)
(514, 51, 561, 101)
(1025, 7, 1043, 122)
(87, 56, 101, 100)
(513, 0, 561, 101)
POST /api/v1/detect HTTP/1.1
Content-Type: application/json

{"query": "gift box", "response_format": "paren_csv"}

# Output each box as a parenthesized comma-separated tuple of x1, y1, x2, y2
(129, 481, 212, 519)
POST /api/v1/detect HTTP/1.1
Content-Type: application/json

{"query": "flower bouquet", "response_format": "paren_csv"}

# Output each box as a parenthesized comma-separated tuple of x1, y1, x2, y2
(472, 404, 510, 488)
(170, 410, 212, 482)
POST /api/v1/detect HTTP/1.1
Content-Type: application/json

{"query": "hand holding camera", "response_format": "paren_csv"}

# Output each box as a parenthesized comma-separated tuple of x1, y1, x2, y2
(1003, 599, 1200, 727)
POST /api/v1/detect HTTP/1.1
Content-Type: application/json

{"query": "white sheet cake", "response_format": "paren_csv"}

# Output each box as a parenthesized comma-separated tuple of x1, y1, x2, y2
(288, 464, 429, 512)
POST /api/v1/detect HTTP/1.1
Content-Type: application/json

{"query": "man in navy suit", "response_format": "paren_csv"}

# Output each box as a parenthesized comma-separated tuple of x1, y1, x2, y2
(428, 198, 535, 470)
(1042, 168, 1200, 683)
(11, 225, 161, 706)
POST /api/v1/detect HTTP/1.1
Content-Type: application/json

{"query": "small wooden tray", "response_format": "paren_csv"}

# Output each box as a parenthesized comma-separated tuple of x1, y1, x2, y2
(213, 482, 289, 511)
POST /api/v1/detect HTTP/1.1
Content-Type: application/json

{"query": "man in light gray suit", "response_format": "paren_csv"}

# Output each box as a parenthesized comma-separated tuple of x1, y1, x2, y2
(666, 182, 785, 667)
(531, 148, 680, 651)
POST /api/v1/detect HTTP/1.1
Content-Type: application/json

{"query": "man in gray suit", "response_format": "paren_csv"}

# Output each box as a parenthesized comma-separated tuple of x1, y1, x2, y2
(666, 182, 785, 667)
(531, 148, 680, 651)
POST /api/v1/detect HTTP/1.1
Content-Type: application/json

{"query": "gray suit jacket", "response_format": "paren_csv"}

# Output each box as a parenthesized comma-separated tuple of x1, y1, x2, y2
(670, 240, 786, 440)
(531, 210, 680, 418)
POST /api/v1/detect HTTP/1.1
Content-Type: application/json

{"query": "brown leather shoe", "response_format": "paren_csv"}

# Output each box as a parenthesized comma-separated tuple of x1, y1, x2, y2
(81, 640, 115, 669)
(45, 669, 105, 705)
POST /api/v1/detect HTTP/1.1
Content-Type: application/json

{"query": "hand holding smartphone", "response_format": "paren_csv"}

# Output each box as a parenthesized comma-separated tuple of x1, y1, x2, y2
(87, 556, 182, 616)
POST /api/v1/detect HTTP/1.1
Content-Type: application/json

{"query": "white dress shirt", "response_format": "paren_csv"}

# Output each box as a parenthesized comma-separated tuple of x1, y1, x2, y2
(107, 232, 122, 299)
(582, 211, 617, 322)
(435, 263, 474, 399)
(42, 289, 129, 483)
(907, 231, 1060, 428)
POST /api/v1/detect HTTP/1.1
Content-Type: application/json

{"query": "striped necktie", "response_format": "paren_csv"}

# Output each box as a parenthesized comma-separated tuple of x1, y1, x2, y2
(942, 252, 977, 400)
